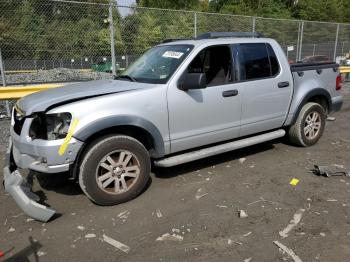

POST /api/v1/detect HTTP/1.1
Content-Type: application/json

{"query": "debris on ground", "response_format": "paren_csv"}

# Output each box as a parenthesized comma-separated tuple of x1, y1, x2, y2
(117, 210, 130, 219)
(37, 251, 47, 257)
(216, 205, 228, 208)
(290, 178, 300, 186)
(327, 116, 336, 121)
(326, 199, 338, 202)
(239, 158, 246, 164)
(279, 208, 305, 238)
(320, 232, 326, 237)
(312, 165, 350, 177)
(274, 240, 303, 262)
(85, 233, 96, 239)
(77, 226, 85, 231)
(103, 234, 130, 254)
(156, 233, 183, 242)
(26, 218, 34, 222)
(228, 239, 242, 245)
(7, 227, 15, 233)
(156, 209, 163, 218)
(247, 197, 278, 206)
(195, 188, 208, 200)
(243, 258, 252, 262)
(242, 232, 252, 237)
(238, 210, 249, 218)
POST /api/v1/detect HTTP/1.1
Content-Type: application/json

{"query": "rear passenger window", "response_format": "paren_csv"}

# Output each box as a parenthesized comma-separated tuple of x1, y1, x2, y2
(238, 43, 280, 81)
(267, 44, 279, 76)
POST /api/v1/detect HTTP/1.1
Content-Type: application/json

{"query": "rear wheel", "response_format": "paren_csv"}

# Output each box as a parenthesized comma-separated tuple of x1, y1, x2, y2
(79, 135, 150, 205)
(288, 102, 326, 147)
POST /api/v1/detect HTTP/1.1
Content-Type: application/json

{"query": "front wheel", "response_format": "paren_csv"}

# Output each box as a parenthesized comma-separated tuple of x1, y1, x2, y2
(288, 102, 326, 147)
(79, 135, 150, 206)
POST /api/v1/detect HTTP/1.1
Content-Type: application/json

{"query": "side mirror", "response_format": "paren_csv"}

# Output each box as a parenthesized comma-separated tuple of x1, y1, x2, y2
(178, 72, 206, 91)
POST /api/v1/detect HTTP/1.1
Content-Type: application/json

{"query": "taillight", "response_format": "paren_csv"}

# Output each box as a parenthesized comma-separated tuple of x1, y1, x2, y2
(336, 74, 342, 90)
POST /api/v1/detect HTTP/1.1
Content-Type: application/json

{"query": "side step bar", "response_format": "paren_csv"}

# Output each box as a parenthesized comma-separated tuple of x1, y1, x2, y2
(154, 129, 286, 167)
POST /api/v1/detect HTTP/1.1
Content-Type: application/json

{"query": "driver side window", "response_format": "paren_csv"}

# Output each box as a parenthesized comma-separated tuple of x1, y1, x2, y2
(187, 45, 233, 86)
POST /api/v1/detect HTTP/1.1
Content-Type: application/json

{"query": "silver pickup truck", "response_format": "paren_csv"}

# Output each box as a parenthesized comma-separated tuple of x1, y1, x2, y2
(3, 32, 343, 221)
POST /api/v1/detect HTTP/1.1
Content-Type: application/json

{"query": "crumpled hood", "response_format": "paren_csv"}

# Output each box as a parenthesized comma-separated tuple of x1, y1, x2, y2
(17, 79, 151, 115)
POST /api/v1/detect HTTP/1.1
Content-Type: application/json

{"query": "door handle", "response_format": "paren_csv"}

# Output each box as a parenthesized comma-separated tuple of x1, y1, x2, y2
(222, 89, 238, 97)
(278, 81, 290, 88)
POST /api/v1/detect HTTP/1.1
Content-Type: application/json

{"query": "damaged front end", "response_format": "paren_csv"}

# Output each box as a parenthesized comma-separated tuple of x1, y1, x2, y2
(3, 139, 56, 222)
(3, 105, 83, 222)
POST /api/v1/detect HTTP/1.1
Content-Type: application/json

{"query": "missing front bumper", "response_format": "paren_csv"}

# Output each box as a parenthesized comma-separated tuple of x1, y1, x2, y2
(3, 139, 56, 222)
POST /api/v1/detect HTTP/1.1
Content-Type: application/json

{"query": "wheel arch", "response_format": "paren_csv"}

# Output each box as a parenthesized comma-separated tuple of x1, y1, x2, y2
(291, 88, 331, 125)
(74, 115, 165, 159)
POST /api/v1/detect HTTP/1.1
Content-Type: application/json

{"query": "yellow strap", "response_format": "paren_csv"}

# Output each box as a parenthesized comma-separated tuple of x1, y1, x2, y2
(58, 118, 79, 156)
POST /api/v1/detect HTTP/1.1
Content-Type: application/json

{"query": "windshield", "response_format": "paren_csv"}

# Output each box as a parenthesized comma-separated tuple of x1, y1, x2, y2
(120, 44, 194, 84)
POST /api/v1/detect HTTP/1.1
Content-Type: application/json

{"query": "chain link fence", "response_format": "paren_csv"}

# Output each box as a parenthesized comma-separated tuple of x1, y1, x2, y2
(1, 0, 350, 117)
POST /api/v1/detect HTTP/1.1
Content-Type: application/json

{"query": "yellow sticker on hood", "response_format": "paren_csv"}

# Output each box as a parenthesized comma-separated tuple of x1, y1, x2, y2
(58, 118, 79, 156)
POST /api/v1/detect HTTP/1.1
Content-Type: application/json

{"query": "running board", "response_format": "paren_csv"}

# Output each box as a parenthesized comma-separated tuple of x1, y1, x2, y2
(154, 129, 286, 167)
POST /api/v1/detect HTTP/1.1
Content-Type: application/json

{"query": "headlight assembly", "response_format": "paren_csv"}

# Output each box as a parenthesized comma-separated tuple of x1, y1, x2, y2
(29, 113, 72, 140)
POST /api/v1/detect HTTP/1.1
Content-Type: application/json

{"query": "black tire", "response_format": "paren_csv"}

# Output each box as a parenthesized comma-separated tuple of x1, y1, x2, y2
(79, 135, 150, 206)
(288, 102, 326, 147)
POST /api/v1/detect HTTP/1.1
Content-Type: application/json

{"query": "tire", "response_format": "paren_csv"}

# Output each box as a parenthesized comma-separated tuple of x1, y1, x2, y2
(79, 135, 150, 206)
(288, 102, 326, 147)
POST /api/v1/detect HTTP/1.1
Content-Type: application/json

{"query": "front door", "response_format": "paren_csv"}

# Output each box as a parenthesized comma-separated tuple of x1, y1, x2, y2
(167, 45, 242, 153)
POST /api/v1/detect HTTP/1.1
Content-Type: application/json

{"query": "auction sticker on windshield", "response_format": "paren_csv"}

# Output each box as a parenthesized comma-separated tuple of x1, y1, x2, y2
(162, 51, 184, 59)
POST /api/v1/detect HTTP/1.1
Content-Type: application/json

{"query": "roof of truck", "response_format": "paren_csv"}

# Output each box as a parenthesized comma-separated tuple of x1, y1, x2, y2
(157, 31, 275, 47)
(157, 37, 276, 48)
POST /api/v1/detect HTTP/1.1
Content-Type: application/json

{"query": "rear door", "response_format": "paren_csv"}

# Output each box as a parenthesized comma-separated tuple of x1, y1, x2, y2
(236, 43, 293, 136)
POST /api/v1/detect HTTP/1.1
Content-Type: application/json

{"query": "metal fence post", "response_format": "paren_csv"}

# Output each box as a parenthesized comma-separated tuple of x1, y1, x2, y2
(298, 21, 304, 61)
(194, 12, 197, 38)
(333, 23, 340, 61)
(252, 17, 256, 33)
(296, 21, 301, 61)
(109, 1, 116, 76)
(0, 48, 11, 117)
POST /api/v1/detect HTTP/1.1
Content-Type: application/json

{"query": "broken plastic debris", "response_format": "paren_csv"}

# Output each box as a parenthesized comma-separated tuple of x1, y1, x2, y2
(279, 208, 305, 238)
(37, 251, 47, 257)
(77, 225, 85, 231)
(156, 233, 183, 242)
(117, 210, 130, 219)
(312, 165, 350, 177)
(274, 241, 302, 262)
(85, 233, 96, 239)
(244, 258, 252, 262)
(326, 116, 336, 121)
(172, 228, 180, 233)
(239, 158, 246, 164)
(243, 231, 252, 237)
(195, 188, 208, 200)
(290, 178, 300, 186)
(8, 227, 15, 233)
(238, 210, 248, 218)
(156, 209, 163, 218)
(326, 199, 338, 202)
(320, 232, 326, 237)
(103, 234, 130, 254)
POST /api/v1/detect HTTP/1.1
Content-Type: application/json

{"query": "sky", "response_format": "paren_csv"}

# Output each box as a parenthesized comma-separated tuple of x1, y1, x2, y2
(117, 0, 136, 17)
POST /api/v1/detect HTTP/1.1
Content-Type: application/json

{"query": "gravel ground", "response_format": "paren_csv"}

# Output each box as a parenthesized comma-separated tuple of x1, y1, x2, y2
(0, 84, 350, 262)
(5, 68, 111, 85)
